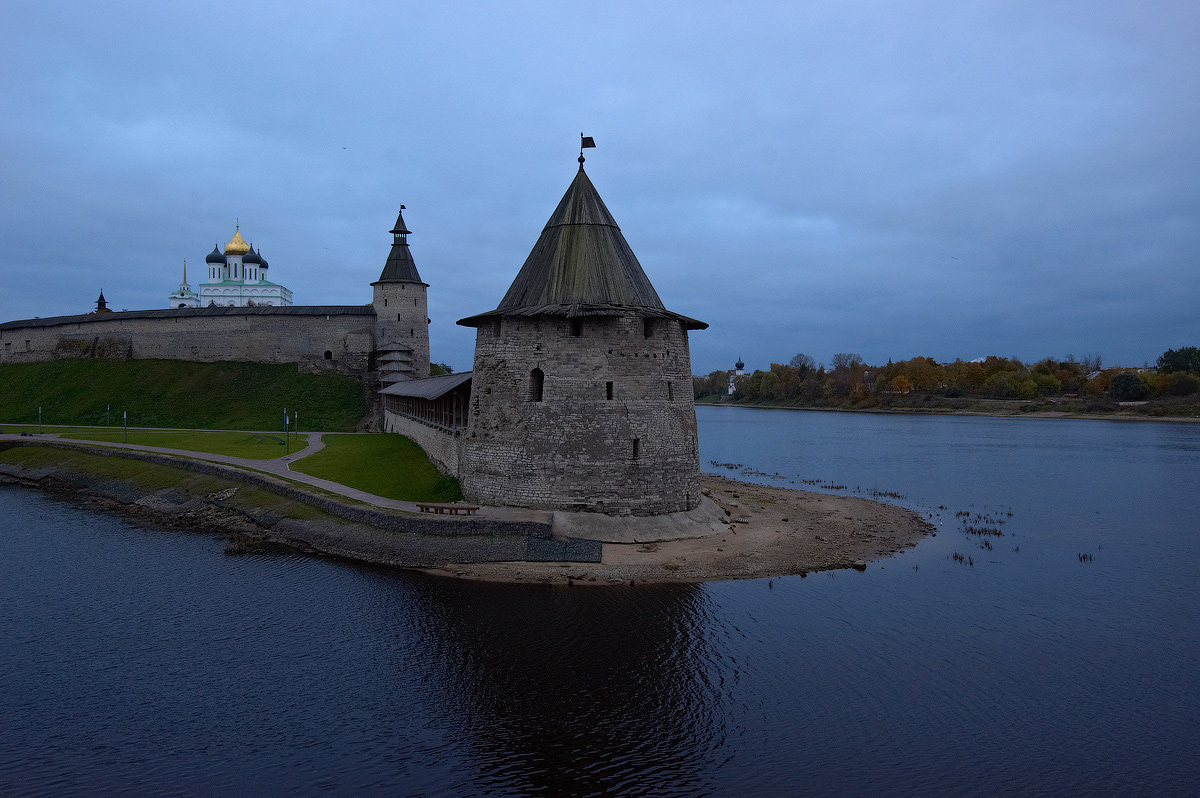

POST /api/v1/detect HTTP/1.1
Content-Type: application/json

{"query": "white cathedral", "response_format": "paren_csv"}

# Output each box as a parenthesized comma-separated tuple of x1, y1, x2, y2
(169, 225, 293, 308)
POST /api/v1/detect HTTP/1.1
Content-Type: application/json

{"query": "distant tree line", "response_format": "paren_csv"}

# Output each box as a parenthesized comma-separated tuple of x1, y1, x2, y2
(694, 348, 1200, 405)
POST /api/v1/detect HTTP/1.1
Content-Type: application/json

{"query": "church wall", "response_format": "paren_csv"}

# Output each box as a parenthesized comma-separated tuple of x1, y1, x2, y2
(459, 314, 701, 516)
(0, 309, 377, 376)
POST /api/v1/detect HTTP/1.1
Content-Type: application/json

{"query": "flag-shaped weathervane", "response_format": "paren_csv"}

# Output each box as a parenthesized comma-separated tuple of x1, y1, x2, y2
(579, 133, 596, 162)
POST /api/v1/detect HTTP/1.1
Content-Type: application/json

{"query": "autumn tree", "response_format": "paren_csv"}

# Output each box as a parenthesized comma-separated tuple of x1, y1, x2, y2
(788, 353, 816, 373)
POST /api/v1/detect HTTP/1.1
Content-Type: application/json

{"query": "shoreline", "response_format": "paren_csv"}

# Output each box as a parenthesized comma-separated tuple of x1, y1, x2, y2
(421, 474, 933, 584)
(694, 399, 1200, 423)
(0, 443, 932, 584)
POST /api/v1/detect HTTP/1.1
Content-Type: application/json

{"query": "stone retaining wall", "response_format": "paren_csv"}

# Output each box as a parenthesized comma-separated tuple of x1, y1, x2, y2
(383, 412, 463, 475)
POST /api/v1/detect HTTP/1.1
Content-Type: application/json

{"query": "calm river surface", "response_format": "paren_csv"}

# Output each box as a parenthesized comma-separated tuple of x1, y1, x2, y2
(2, 407, 1198, 795)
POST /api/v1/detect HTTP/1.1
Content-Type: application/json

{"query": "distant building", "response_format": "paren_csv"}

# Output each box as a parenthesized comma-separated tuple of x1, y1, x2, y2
(171, 225, 293, 308)
(92, 291, 113, 314)
(168, 262, 198, 308)
(728, 357, 745, 394)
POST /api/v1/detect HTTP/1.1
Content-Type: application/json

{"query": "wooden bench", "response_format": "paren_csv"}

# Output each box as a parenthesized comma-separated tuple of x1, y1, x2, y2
(416, 503, 480, 516)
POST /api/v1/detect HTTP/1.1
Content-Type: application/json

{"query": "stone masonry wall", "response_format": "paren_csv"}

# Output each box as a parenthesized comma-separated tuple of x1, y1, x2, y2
(383, 411, 463, 476)
(460, 313, 701, 515)
(0, 308, 377, 376)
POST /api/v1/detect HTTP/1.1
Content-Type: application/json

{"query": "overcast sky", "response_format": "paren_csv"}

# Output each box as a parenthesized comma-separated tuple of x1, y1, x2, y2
(3, 1, 1197, 374)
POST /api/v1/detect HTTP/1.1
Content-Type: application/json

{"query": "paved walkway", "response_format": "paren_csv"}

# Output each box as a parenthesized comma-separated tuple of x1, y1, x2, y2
(0, 430, 550, 524)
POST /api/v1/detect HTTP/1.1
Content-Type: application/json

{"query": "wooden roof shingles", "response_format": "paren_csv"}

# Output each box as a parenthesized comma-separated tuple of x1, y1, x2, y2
(459, 165, 706, 330)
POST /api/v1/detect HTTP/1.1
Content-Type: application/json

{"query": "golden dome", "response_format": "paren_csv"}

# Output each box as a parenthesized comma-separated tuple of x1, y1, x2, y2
(224, 225, 251, 255)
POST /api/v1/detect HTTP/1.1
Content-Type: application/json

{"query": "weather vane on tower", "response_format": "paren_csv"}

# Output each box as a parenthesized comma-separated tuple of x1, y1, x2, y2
(579, 132, 595, 165)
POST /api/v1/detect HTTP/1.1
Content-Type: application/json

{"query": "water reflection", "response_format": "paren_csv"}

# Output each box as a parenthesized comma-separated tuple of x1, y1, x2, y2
(394, 575, 729, 795)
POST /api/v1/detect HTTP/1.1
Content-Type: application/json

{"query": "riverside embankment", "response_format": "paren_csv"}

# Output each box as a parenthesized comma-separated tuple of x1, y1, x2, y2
(0, 433, 932, 583)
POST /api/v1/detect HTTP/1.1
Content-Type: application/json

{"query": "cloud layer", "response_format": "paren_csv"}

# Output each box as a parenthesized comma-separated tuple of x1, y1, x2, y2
(3, 1, 1197, 373)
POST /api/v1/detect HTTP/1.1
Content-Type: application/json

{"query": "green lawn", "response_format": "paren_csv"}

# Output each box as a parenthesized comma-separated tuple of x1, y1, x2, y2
(290, 433, 463, 502)
(57, 429, 308, 459)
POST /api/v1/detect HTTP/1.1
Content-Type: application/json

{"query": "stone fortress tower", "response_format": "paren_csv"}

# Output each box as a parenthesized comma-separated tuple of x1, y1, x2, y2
(456, 155, 707, 516)
(371, 207, 430, 385)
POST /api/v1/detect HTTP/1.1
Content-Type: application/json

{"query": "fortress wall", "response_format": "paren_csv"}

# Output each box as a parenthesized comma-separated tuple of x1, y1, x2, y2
(460, 314, 701, 516)
(383, 412, 463, 476)
(0, 309, 377, 375)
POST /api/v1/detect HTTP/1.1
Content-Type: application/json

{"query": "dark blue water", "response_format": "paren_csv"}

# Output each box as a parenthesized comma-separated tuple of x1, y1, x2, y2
(1, 408, 1198, 795)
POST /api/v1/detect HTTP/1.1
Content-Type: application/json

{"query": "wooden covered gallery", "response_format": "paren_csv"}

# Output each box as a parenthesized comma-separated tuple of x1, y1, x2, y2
(379, 371, 472, 432)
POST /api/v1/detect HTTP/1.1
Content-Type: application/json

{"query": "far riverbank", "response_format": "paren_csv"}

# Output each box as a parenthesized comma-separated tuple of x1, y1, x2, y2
(695, 397, 1200, 423)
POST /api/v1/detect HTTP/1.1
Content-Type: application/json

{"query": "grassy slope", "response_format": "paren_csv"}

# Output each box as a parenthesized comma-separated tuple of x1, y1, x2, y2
(290, 433, 463, 502)
(0, 359, 365, 430)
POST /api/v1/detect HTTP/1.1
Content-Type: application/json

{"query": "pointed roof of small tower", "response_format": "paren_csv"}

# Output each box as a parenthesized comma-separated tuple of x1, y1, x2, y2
(459, 163, 705, 329)
(375, 206, 425, 284)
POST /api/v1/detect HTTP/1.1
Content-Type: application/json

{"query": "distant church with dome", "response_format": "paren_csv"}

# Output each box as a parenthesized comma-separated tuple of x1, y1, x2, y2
(169, 224, 293, 308)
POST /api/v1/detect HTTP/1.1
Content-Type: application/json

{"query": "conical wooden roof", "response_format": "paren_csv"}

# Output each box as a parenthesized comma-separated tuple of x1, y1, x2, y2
(375, 207, 425, 284)
(459, 165, 705, 329)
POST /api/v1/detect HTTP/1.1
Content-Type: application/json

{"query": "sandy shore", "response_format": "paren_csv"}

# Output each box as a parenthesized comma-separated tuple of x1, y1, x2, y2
(422, 474, 934, 584)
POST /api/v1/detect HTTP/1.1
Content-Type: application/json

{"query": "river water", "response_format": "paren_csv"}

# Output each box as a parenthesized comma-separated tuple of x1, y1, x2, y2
(1, 407, 1197, 795)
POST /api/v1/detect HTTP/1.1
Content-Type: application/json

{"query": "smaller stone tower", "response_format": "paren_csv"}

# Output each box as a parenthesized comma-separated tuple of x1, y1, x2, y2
(372, 206, 430, 384)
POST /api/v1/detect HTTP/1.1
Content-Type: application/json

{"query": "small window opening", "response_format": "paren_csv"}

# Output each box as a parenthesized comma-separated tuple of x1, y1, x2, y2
(383, 297, 388, 307)
(643, 319, 653, 339)
(397, 313, 402, 321)
(606, 381, 614, 400)
(667, 381, 674, 400)
(632, 438, 640, 459)
(410, 328, 414, 336)
(414, 297, 419, 306)
(530, 368, 544, 402)
(570, 318, 582, 337)
(323, 350, 333, 360)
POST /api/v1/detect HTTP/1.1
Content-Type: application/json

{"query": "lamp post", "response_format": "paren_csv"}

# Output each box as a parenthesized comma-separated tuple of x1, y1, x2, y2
(38, 406, 42, 434)
(284, 409, 290, 454)
(123, 410, 127, 443)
